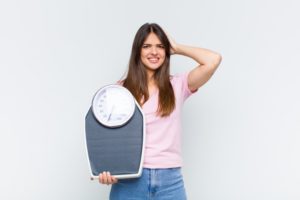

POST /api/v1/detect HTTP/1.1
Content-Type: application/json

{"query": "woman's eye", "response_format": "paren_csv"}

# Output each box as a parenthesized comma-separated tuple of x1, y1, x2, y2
(158, 45, 165, 49)
(142, 45, 150, 48)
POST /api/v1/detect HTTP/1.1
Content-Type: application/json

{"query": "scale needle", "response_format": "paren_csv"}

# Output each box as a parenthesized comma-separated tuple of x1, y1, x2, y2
(107, 105, 115, 121)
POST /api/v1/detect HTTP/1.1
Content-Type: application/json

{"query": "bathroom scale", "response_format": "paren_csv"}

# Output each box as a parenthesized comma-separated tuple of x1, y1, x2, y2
(85, 84, 145, 180)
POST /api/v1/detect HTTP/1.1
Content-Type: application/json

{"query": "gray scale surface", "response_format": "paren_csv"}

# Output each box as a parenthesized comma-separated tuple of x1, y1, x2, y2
(85, 105, 144, 178)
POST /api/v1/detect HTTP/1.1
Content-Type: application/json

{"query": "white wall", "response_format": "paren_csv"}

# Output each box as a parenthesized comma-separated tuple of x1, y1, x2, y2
(1, 0, 299, 199)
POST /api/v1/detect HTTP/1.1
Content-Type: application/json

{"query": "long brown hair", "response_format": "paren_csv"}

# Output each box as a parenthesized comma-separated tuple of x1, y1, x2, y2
(123, 23, 175, 117)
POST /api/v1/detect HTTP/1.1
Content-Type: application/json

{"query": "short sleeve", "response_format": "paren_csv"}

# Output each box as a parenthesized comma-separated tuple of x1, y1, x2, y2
(171, 72, 197, 103)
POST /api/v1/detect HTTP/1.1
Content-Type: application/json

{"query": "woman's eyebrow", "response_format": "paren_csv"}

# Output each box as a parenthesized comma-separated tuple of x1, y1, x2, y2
(143, 43, 163, 45)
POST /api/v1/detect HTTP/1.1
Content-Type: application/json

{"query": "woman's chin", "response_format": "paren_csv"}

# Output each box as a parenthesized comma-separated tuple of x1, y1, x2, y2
(145, 63, 163, 71)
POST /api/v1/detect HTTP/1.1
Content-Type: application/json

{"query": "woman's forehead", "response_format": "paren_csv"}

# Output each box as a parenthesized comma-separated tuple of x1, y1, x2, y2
(143, 32, 162, 44)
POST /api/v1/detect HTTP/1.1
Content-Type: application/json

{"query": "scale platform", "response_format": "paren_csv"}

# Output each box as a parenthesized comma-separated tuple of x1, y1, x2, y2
(85, 85, 145, 180)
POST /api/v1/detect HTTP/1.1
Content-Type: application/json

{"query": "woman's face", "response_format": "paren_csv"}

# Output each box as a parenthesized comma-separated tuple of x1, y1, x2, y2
(140, 32, 166, 74)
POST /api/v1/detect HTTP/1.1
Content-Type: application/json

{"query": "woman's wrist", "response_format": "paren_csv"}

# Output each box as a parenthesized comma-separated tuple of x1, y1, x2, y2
(172, 43, 187, 55)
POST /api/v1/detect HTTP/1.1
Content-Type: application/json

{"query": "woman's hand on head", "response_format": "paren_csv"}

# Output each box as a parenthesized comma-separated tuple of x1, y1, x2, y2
(99, 171, 118, 185)
(164, 31, 178, 55)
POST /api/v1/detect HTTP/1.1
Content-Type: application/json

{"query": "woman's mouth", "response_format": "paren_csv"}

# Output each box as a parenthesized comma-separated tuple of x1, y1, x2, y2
(148, 57, 159, 63)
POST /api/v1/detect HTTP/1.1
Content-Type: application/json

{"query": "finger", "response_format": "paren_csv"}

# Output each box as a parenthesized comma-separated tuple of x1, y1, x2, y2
(103, 171, 108, 184)
(112, 176, 118, 183)
(107, 171, 113, 184)
(163, 31, 177, 53)
(99, 173, 103, 184)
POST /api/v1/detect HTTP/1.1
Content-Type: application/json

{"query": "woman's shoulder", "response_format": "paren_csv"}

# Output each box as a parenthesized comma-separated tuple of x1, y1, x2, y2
(170, 72, 189, 84)
(170, 72, 196, 96)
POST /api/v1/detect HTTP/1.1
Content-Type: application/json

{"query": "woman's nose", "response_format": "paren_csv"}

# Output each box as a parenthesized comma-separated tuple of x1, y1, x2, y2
(150, 47, 158, 55)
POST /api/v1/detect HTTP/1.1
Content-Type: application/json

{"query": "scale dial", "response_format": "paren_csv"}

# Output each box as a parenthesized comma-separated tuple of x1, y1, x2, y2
(92, 85, 135, 128)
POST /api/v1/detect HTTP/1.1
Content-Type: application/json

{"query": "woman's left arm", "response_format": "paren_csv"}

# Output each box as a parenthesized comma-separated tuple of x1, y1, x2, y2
(168, 36, 222, 91)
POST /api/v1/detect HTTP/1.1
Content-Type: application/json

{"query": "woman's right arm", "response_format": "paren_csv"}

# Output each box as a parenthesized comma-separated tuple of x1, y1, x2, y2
(98, 171, 118, 185)
(165, 32, 222, 92)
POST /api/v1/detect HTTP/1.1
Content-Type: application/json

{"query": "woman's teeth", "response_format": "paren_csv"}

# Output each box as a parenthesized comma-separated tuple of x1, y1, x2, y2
(149, 58, 159, 63)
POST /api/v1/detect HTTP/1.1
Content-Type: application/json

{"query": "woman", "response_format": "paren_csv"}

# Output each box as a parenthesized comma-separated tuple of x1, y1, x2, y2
(99, 23, 222, 200)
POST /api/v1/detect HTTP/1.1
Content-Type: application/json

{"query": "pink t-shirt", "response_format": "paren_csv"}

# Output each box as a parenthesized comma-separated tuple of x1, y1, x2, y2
(142, 73, 195, 168)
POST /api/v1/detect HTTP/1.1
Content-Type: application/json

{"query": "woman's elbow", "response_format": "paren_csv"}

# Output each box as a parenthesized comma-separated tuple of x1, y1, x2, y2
(211, 53, 222, 70)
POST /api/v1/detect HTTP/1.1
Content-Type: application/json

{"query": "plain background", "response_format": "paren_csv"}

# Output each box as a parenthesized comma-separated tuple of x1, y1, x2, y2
(1, 0, 299, 199)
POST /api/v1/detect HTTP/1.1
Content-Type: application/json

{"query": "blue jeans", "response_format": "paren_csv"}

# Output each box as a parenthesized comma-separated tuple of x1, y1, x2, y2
(109, 168, 187, 200)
